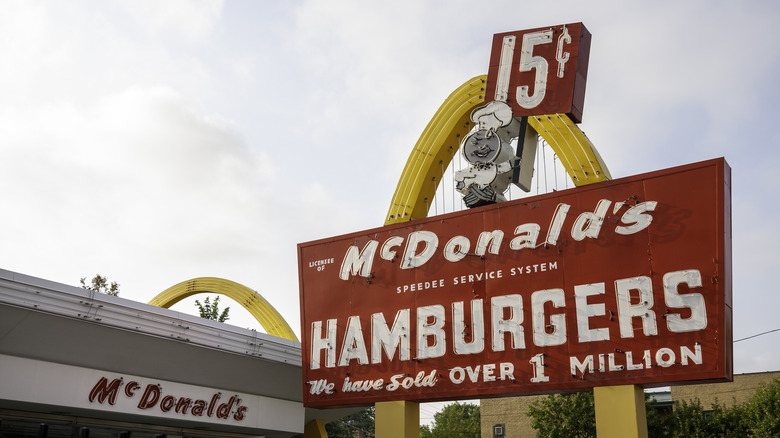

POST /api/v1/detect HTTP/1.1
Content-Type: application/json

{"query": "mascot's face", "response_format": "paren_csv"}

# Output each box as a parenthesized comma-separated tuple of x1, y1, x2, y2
(462, 130, 501, 164)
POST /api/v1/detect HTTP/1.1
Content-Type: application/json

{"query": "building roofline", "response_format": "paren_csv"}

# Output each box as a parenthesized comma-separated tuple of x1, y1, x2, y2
(0, 268, 301, 365)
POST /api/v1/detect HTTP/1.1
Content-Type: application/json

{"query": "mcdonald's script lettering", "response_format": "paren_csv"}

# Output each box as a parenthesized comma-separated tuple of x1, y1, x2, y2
(88, 376, 247, 421)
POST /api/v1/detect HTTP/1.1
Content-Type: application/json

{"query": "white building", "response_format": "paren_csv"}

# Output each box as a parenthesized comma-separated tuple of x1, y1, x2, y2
(0, 268, 352, 438)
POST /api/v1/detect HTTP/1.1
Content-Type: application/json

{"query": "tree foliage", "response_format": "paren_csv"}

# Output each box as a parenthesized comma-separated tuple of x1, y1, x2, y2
(745, 377, 780, 436)
(194, 296, 230, 322)
(663, 399, 708, 438)
(80, 274, 119, 296)
(527, 379, 780, 438)
(420, 402, 480, 438)
(527, 392, 596, 438)
(657, 381, 780, 438)
(325, 407, 374, 438)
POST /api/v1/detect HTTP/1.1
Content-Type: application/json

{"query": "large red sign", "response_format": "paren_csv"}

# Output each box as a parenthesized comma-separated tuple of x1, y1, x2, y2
(298, 159, 732, 407)
(485, 23, 591, 123)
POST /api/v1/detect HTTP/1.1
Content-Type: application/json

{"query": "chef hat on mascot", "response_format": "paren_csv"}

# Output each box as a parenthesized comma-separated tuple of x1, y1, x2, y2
(471, 100, 513, 135)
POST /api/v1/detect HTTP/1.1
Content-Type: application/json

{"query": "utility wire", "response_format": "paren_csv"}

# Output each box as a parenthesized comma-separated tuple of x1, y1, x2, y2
(734, 328, 780, 343)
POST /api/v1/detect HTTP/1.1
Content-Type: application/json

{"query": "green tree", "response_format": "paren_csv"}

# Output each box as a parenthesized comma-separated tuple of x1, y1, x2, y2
(420, 402, 480, 438)
(664, 399, 707, 438)
(80, 274, 119, 296)
(194, 296, 230, 322)
(644, 393, 669, 438)
(325, 406, 374, 437)
(527, 392, 596, 438)
(744, 378, 780, 437)
(705, 401, 751, 438)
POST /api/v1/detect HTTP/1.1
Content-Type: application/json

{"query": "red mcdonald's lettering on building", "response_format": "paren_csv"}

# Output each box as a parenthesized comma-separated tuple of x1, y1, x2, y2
(137, 384, 161, 410)
(89, 377, 122, 405)
(86, 376, 248, 422)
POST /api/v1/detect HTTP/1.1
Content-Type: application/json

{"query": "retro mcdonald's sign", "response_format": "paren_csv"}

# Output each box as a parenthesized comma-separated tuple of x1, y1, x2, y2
(298, 159, 732, 407)
(298, 23, 732, 409)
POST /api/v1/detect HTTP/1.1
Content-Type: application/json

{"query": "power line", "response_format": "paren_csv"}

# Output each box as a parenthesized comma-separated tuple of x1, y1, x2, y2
(734, 328, 780, 343)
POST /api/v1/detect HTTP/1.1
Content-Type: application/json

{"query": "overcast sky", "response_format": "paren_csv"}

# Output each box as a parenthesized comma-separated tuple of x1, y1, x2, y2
(2, 0, 780, 413)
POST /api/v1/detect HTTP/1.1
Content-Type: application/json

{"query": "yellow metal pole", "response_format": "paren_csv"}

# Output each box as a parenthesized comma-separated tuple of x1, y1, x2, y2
(375, 401, 420, 438)
(594, 385, 648, 438)
(303, 419, 328, 438)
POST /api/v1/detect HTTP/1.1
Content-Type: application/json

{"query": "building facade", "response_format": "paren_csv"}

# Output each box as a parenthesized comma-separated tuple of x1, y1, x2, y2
(0, 268, 354, 438)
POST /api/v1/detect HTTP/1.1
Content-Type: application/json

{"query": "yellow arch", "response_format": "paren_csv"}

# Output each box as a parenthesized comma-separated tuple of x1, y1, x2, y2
(148, 277, 298, 342)
(528, 113, 612, 185)
(385, 75, 611, 226)
(386, 76, 487, 225)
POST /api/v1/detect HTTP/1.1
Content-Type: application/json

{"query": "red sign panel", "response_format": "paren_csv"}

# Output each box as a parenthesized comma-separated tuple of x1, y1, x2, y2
(298, 159, 732, 407)
(485, 23, 591, 123)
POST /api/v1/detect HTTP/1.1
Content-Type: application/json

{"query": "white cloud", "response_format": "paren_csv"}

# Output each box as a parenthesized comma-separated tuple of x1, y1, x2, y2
(1, 0, 780, 376)
(0, 82, 279, 302)
(116, 0, 224, 42)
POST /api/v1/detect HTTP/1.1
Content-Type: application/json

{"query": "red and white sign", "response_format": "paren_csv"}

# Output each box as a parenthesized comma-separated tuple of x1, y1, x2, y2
(485, 23, 591, 122)
(298, 159, 732, 407)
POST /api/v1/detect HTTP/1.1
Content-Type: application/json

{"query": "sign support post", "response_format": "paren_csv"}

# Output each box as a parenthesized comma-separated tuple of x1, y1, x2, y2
(594, 385, 648, 438)
(375, 401, 419, 438)
(303, 419, 328, 438)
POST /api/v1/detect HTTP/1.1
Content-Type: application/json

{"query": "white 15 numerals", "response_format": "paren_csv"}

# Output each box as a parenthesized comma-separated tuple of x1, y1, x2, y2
(496, 27, 572, 109)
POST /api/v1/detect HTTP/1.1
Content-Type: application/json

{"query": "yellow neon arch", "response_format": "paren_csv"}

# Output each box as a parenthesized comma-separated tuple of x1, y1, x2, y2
(148, 277, 298, 342)
(386, 76, 486, 224)
(385, 74, 612, 226)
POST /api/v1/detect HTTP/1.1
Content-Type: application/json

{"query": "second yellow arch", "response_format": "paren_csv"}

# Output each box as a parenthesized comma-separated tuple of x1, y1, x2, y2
(148, 277, 298, 342)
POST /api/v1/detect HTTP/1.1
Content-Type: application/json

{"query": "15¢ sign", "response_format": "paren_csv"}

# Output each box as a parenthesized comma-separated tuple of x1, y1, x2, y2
(485, 23, 591, 122)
